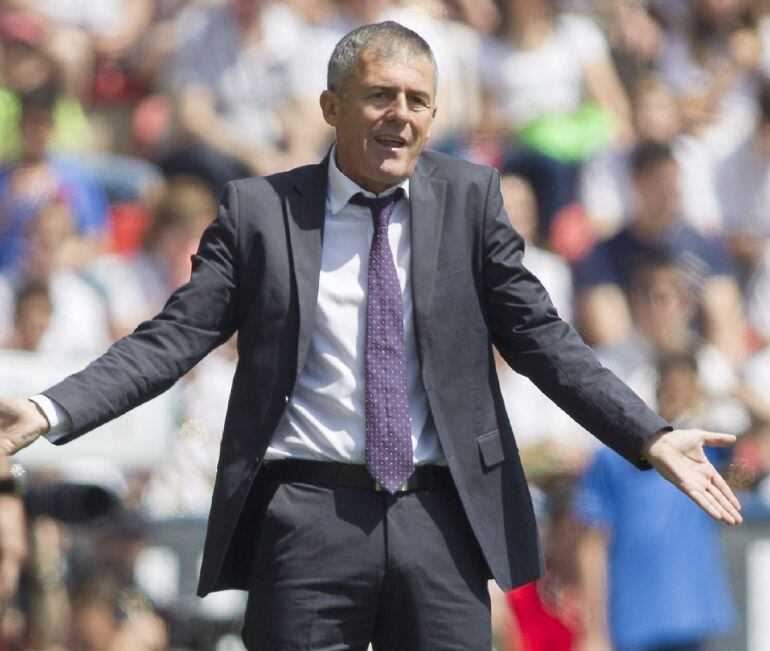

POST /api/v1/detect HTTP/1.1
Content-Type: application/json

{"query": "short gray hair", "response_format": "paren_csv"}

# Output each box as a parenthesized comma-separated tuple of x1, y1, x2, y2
(327, 21, 438, 97)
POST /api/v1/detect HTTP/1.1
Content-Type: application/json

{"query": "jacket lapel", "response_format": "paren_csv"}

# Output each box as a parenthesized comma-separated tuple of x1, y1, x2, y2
(285, 159, 328, 380)
(284, 153, 445, 380)
(409, 156, 447, 353)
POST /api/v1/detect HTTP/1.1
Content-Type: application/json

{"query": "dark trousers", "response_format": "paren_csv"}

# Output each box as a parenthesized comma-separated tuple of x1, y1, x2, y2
(241, 478, 492, 650)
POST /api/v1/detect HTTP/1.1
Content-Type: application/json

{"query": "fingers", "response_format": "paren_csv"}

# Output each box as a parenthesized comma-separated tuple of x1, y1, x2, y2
(708, 471, 743, 522)
(705, 483, 742, 525)
(701, 432, 738, 447)
(1, 431, 37, 455)
(690, 487, 726, 522)
(0, 435, 24, 456)
(684, 465, 743, 525)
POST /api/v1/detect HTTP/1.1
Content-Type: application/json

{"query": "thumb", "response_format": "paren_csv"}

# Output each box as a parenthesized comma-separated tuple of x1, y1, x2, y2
(702, 431, 737, 447)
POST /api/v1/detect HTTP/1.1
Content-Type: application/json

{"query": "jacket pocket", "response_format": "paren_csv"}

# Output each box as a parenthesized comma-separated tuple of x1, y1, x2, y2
(476, 429, 513, 469)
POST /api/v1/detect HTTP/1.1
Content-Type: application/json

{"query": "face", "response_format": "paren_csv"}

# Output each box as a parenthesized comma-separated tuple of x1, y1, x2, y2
(320, 48, 437, 193)
(633, 159, 680, 229)
(634, 87, 681, 143)
(629, 266, 694, 351)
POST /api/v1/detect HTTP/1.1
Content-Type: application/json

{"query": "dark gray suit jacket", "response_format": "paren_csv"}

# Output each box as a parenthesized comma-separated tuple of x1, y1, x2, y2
(44, 150, 668, 595)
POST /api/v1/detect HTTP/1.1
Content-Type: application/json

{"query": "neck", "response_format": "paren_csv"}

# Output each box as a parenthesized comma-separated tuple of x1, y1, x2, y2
(332, 148, 403, 195)
(505, 4, 553, 46)
(630, 215, 673, 241)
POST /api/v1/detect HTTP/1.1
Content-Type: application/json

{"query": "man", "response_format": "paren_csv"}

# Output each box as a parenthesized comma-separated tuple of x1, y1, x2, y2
(575, 140, 744, 364)
(575, 355, 736, 651)
(0, 22, 741, 650)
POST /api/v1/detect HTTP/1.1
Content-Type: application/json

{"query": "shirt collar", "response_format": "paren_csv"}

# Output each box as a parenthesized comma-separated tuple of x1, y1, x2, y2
(327, 144, 410, 215)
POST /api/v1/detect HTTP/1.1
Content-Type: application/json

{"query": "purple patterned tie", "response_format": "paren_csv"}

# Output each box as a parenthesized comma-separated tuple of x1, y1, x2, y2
(350, 189, 414, 493)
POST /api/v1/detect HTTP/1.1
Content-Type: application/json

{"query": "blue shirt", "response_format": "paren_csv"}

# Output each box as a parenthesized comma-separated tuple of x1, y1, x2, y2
(574, 222, 735, 291)
(574, 447, 735, 651)
(0, 158, 107, 271)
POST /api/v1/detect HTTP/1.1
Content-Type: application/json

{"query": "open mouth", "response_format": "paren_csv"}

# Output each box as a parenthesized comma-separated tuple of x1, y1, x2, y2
(374, 134, 407, 149)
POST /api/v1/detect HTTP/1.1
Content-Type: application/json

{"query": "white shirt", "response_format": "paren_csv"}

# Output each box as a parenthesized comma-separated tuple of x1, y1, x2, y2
(480, 14, 608, 127)
(37, 150, 444, 465)
(716, 132, 770, 238)
(0, 270, 111, 355)
(265, 150, 442, 464)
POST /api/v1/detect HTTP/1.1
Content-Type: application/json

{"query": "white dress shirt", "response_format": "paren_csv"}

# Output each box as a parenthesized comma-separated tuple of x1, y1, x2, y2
(35, 149, 444, 465)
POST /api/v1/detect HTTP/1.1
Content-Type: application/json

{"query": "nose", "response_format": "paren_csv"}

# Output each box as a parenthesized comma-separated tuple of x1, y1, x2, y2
(386, 93, 409, 122)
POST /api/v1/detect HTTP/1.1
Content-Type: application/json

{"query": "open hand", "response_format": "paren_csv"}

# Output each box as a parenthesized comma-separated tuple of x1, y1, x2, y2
(0, 397, 49, 456)
(642, 429, 742, 525)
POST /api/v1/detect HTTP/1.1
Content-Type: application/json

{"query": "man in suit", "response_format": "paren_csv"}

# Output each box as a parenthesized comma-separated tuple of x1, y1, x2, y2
(0, 21, 741, 650)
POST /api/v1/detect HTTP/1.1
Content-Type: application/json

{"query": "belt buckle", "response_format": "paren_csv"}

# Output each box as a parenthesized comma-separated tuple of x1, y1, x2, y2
(374, 480, 410, 493)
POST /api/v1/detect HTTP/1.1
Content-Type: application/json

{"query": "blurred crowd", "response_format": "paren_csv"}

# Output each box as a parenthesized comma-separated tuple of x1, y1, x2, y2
(1, 0, 770, 649)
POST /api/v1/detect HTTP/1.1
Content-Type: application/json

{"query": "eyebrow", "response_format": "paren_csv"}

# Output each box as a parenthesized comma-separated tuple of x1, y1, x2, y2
(365, 85, 433, 103)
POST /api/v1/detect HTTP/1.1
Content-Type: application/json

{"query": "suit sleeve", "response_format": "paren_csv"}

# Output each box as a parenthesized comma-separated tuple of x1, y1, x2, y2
(42, 182, 242, 443)
(480, 169, 668, 468)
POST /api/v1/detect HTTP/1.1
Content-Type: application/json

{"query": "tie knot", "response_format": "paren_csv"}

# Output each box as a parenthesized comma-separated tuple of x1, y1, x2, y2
(349, 188, 404, 228)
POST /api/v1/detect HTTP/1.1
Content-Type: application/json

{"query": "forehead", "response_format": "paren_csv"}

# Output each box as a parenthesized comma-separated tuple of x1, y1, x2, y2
(351, 48, 436, 96)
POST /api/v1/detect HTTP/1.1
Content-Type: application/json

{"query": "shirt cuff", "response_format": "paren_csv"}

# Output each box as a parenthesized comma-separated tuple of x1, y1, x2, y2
(29, 395, 73, 443)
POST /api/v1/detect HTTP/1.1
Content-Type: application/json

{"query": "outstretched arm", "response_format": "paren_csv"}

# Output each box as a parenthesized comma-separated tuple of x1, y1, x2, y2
(642, 428, 742, 525)
(31, 183, 242, 442)
(480, 168, 742, 524)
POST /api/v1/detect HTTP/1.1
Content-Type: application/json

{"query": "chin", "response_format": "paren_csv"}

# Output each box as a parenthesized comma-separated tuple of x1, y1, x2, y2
(377, 159, 413, 183)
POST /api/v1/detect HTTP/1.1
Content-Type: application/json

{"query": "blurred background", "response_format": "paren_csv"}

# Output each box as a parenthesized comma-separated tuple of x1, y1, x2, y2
(2, 0, 770, 649)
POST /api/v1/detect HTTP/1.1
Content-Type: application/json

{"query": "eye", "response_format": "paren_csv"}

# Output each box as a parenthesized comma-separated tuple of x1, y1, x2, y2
(368, 90, 390, 101)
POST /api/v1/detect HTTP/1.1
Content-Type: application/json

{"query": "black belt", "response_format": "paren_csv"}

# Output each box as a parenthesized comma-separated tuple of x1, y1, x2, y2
(260, 459, 453, 493)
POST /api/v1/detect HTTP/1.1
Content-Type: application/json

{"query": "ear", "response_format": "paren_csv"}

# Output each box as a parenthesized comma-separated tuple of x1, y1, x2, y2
(426, 106, 437, 140)
(320, 90, 341, 127)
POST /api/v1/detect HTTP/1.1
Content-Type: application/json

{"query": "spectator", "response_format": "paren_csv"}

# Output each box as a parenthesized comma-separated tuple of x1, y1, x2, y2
(67, 513, 168, 651)
(0, 12, 164, 205)
(0, 83, 108, 272)
(476, 0, 632, 233)
(575, 140, 744, 364)
(574, 354, 736, 651)
(596, 254, 748, 418)
(2, 282, 52, 352)
(86, 175, 217, 339)
(0, 202, 111, 354)
(479, 0, 632, 147)
(715, 77, 770, 274)
(0, 12, 92, 160)
(5, 0, 154, 99)
(161, 0, 318, 194)
(579, 73, 723, 237)
(656, 0, 762, 159)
